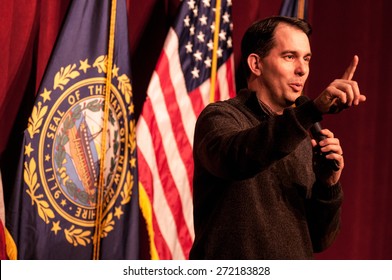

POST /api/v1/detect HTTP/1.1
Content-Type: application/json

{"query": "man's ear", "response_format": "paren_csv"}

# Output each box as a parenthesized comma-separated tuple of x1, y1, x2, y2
(247, 53, 262, 76)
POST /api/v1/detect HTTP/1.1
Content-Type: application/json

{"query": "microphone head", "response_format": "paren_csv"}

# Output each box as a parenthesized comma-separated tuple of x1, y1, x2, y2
(295, 95, 310, 106)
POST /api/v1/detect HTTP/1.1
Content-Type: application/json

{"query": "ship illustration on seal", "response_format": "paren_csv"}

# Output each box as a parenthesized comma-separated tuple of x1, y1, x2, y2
(65, 113, 100, 205)
(54, 99, 120, 209)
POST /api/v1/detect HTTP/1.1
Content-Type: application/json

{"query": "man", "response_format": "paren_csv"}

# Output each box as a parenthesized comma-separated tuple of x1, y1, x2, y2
(189, 16, 366, 259)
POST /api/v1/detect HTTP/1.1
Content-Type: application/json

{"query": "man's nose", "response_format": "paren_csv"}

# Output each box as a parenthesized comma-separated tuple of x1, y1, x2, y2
(295, 60, 308, 77)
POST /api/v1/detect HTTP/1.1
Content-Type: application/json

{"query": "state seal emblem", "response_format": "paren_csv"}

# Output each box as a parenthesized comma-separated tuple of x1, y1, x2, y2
(24, 55, 136, 247)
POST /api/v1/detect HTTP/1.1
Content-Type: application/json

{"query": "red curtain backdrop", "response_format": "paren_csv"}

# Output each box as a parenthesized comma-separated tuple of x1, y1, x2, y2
(0, 0, 390, 259)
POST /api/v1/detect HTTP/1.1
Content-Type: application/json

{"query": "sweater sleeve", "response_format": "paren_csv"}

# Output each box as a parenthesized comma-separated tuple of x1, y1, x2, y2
(306, 181, 343, 252)
(193, 98, 322, 180)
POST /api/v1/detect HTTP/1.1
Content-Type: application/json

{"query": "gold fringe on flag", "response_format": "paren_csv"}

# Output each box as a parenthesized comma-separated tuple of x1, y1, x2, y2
(139, 182, 159, 259)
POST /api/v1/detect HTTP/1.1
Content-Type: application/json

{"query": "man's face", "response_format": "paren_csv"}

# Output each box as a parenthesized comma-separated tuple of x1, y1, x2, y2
(259, 23, 311, 112)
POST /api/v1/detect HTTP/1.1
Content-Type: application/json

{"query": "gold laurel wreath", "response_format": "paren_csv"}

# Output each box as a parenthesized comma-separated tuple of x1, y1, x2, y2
(100, 213, 115, 238)
(64, 225, 92, 247)
(24, 158, 55, 224)
(117, 74, 133, 104)
(120, 171, 133, 205)
(129, 119, 137, 153)
(54, 63, 80, 90)
(93, 55, 108, 74)
(27, 102, 48, 138)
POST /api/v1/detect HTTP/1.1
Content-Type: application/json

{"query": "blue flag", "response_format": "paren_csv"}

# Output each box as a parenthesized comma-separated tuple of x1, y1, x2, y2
(280, 0, 308, 19)
(6, 0, 139, 259)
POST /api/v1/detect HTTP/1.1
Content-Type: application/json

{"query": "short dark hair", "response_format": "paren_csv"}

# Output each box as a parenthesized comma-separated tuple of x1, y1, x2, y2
(241, 16, 312, 78)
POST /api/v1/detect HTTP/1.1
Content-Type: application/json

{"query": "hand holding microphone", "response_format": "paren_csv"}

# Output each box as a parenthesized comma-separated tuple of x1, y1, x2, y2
(295, 96, 341, 171)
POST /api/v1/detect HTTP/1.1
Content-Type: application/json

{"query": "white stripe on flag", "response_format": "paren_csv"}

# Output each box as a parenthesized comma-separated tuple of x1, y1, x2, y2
(136, 116, 185, 259)
(147, 70, 194, 240)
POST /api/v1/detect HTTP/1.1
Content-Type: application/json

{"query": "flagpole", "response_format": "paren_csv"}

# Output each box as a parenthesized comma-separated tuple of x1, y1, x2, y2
(297, 0, 305, 19)
(93, 0, 117, 260)
(209, 0, 222, 103)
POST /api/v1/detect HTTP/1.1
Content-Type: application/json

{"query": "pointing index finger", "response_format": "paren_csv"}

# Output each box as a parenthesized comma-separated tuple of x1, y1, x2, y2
(342, 55, 359, 80)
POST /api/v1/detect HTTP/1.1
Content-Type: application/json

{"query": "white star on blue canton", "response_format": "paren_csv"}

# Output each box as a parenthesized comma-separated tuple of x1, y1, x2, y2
(207, 39, 213, 51)
(219, 30, 227, 41)
(204, 56, 212, 68)
(183, 15, 190, 27)
(193, 7, 198, 17)
(191, 67, 200, 78)
(227, 37, 233, 48)
(187, 0, 196, 10)
(222, 12, 230, 23)
(193, 50, 203, 61)
(196, 31, 205, 43)
(189, 24, 195, 35)
(199, 14, 208, 26)
(185, 41, 193, 53)
(202, 0, 211, 8)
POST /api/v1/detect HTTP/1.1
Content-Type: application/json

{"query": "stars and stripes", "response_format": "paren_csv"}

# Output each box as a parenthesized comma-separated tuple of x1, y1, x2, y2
(175, 0, 233, 92)
(137, 0, 235, 260)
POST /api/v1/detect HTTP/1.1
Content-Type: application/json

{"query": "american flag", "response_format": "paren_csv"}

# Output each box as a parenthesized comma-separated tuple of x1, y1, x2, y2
(136, 0, 235, 259)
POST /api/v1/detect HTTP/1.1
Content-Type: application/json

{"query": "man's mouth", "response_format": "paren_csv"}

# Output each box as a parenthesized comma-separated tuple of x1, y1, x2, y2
(289, 83, 303, 92)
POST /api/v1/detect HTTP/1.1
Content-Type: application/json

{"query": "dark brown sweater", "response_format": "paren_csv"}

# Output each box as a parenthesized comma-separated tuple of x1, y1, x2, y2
(189, 90, 343, 259)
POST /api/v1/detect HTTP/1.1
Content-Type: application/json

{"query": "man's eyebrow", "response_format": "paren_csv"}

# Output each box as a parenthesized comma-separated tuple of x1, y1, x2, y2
(281, 50, 312, 57)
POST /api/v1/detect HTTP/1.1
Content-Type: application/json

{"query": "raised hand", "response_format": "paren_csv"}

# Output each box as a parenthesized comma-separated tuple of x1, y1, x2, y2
(314, 55, 366, 114)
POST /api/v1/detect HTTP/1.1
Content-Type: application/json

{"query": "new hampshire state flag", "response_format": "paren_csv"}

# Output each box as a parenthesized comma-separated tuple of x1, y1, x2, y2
(6, 0, 139, 259)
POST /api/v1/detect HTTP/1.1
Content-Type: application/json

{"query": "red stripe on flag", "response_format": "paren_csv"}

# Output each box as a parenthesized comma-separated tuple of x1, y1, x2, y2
(141, 99, 193, 257)
(137, 147, 173, 260)
(226, 56, 236, 98)
(189, 87, 207, 119)
(155, 52, 194, 190)
(214, 77, 221, 102)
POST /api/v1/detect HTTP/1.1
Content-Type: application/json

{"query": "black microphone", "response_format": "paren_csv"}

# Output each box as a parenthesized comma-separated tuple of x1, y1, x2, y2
(295, 96, 340, 171)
